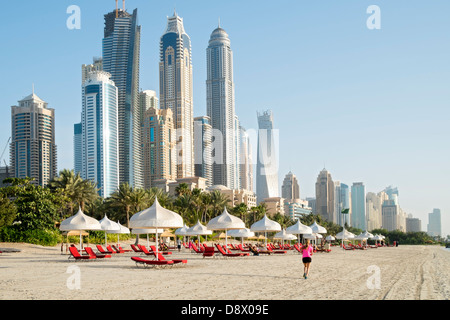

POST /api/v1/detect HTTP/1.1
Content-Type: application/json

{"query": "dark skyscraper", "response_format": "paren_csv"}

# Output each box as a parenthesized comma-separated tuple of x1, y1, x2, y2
(102, 6, 142, 188)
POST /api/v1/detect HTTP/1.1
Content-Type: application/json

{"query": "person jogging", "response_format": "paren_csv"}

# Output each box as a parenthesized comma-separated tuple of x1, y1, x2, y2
(301, 239, 314, 279)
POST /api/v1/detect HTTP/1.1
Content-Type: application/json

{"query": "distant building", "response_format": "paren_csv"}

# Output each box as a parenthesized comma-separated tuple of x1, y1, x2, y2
(82, 57, 103, 84)
(334, 181, 350, 226)
(366, 192, 383, 230)
(256, 110, 279, 203)
(207, 185, 257, 209)
(207, 24, 238, 189)
(281, 171, 300, 203)
(159, 11, 194, 179)
(427, 208, 441, 237)
(351, 182, 366, 230)
(103, 6, 142, 188)
(10, 92, 57, 186)
(239, 126, 253, 192)
(80, 71, 119, 198)
(73, 123, 82, 175)
(142, 107, 176, 189)
(139, 90, 158, 123)
(194, 116, 213, 187)
(154, 177, 207, 196)
(263, 197, 285, 217)
(0, 166, 11, 187)
(284, 200, 312, 221)
(306, 197, 316, 215)
(406, 215, 422, 233)
(315, 168, 335, 223)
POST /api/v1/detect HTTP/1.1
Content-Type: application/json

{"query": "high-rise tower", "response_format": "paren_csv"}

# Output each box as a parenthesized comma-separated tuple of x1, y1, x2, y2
(256, 110, 279, 203)
(315, 168, 335, 222)
(80, 71, 119, 198)
(159, 11, 194, 179)
(282, 171, 300, 202)
(206, 25, 237, 189)
(102, 5, 142, 188)
(10, 92, 57, 186)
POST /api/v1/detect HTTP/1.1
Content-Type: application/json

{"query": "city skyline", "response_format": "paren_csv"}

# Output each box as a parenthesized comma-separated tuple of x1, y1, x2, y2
(0, 1, 449, 236)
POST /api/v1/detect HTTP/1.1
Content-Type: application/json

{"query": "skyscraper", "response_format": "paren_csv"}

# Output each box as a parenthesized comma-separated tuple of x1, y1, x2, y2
(282, 171, 300, 202)
(10, 91, 57, 186)
(102, 6, 142, 188)
(194, 116, 213, 187)
(256, 110, 279, 203)
(206, 24, 237, 189)
(142, 107, 176, 189)
(351, 182, 366, 230)
(334, 181, 350, 226)
(73, 123, 82, 175)
(159, 11, 194, 179)
(366, 192, 383, 230)
(239, 125, 253, 192)
(139, 90, 158, 124)
(315, 168, 335, 222)
(80, 71, 119, 198)
(427, 208, 442, 237)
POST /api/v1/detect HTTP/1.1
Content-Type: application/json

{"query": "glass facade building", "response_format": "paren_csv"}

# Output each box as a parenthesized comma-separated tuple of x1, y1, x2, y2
(102, 8, 142, 188)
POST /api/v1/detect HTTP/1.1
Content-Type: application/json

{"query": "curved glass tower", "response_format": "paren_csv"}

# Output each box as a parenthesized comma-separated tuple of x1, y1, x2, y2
(256, 110, 279, 203)
(206, 25, 237, 189)
(159, 11, 194, 178)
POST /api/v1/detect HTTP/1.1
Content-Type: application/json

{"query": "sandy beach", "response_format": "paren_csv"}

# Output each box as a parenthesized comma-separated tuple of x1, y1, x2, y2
(0, 242, 449, 301)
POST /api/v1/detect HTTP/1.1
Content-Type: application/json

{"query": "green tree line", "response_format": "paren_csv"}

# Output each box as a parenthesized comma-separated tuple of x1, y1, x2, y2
(0, 169, 440, 246)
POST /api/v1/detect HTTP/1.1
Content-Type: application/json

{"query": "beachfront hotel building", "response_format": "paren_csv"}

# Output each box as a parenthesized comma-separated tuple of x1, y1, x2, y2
(315, 168, 335, 223)
(207, 185, 257, 209)
(10, 92, 57, 186)
(256, 110, 279, 203)
(351, 182, 366, 230)
(206, 24, 238, 189)
(142, 107, 176, 190)
(194, 116, 213, 187)
(73, 122, 82, 175)
(406, 214, 422, 233)
(103, 6, 143, 188)
(281, 171, 300, 203)
(80, 71, 119, 198)
(427, 208, 442, 237)
(159, 11, 194, 179)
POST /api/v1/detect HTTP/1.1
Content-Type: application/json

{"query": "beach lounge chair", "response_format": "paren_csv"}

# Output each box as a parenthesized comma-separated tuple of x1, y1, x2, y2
(107, 245, 121, 254)
(190, 242, 204, 254)
(117, 245, 132, 252)
(156, 253, 187, 266)
(149, 245, 172, 255)
(131, 244, 143, 253)
(238, 244, 250, 252)
(85, 247, 111, 259)
(266, 245, 286, 254)
(69, 246, 96, 260)
(202, 246, 215, 258)
(225, 246, 249, 256)
(131, 256, 174, 268)
(215, 244, 242, 258)
(342, 244, 354, 250)
(96, 245, 115, 254)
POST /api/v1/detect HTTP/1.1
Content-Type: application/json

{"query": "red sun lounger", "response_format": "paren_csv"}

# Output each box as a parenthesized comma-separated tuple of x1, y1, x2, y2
(85, 247, 111, 259)
(69, 246, 96, 260)
(131, 256, 174, 268)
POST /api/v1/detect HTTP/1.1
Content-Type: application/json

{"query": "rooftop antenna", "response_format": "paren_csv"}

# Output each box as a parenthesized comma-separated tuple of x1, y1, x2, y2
(218, 17, 221, 28)
(32, 83, 35, 95)
(115, 0, 118, 18)
(123, 0, 125, 11)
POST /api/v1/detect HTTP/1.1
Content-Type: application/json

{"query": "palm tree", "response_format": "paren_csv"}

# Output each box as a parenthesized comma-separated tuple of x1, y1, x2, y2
(174, 193, 194, 223)
(109, 183, 135, 227)
(48, 169, 98, 215)
(145, 187, 173, 209)
(233, 203, 249, 225)
(209, 190, 230, 218)
(175, 183, 190, 197)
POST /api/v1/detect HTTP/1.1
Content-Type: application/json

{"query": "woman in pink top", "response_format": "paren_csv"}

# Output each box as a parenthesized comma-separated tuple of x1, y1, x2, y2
(301, 239, 313, 279)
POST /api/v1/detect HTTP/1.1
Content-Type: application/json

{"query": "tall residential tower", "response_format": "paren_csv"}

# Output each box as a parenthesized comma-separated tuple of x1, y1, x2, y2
(102, 6, 142, 188)
(206, 25, 238, 189)
(159, 11, 194, 179)
(10, 92, 57, 186)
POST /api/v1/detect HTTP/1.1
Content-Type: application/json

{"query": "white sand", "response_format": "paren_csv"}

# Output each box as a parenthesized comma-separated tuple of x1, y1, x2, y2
(0, 242, 449, 300)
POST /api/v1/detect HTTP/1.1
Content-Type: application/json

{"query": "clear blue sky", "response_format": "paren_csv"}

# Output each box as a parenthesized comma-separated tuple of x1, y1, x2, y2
(1, 1, 449, 236)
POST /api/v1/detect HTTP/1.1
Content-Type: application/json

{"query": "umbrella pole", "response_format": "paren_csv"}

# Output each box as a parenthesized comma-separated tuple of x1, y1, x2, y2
(79, 231, 82, 251)
(225, 229, 228, 248)
(156, 232, 159, 259)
